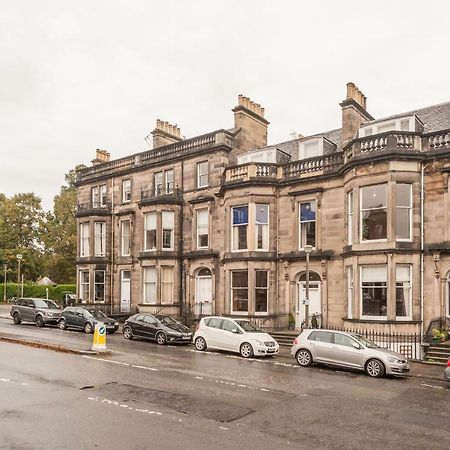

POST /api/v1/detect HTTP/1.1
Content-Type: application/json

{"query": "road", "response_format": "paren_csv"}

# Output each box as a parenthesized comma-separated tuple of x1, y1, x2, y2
(0, 318, 449, 449)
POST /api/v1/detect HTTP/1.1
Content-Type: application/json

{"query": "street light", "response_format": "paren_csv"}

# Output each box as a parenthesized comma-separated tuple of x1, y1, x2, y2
(303, 245, 314, 329)
(16, 254, 22, 298)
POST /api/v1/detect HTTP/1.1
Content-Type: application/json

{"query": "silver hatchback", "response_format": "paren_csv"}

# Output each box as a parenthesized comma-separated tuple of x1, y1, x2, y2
(291, 329, 410, 378)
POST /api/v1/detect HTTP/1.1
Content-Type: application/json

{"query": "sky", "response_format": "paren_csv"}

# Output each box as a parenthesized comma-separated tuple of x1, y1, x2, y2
(1, 0, 450, 211)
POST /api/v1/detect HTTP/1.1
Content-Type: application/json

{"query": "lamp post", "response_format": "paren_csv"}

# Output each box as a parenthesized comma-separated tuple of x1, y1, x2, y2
(16, 254, 22, 298)
(303, 245, 314, 329)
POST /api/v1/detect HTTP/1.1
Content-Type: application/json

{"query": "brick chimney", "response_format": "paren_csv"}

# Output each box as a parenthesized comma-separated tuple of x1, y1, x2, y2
(151, 119, 183, 149)
(92, 149, 111, 166)
(340, 82, 374, 146)
(232, 95, 269, 154)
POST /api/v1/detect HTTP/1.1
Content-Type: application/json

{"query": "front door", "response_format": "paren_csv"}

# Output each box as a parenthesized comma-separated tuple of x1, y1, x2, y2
(120, 270, 131, 313)
(195, 272, 213, 316)
(296, 280, 321, 329)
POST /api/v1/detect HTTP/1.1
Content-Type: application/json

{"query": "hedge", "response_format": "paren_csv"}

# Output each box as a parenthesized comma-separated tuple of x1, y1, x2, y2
(0, 283, 76, 302)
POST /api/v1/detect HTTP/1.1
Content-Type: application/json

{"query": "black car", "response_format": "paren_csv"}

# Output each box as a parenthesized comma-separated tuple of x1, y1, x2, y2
(123, 314, 193, 345)
(58, 307, 119, 334)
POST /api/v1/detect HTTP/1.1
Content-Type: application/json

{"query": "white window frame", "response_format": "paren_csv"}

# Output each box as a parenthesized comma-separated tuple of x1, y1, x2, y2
(347, 266, 353, 319)
(396, 184, 412, 242)
(94, 270, 105, 303)
(91, 186, 99, 207)
(230, 270, 248, 315)
(121, 220, 131, 256)
(255, 270, 268, 315)
(80, 223, 90, 257)
(231, 205, 248, 252)
(154, 172, 163, 195)
(144, 212, 157, 251)
(395, 265, 412, 320)
(360, 265, 388, 321)
(196, 208, 209, 249)
(143, 267, 157, 305)
(299, 200, 316, 250)
(165, 169, 174, 194)
(122, 179, 131, 203)
(79, 270, 90, 303)
(161, 266, 174, 304)
(94, 222, 106, 256)
(358, 115, 417, 137)
(197, 161, 209, 188)
(100, 184, 107, 206)
(347, 191, 353, 245)
(255, 204, 269, 251)
(360, 184, 388, 243)
(162, 211, 174, 251)
(299, 138, 323, 160)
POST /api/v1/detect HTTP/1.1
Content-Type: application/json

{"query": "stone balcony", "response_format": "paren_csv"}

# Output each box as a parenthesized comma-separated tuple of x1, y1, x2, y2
(139, 187, 183, 206)
(76, 202, 112, 217)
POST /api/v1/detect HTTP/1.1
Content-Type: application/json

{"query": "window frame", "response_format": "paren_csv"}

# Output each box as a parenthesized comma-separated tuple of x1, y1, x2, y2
(230, 270, 249, 315)
(395, 264, 412, 320)
(298, 200, 317, 250)
(94, 222, 106, 257)
(162, 211, 174, 251)
(196, 208, 209, 249)
(122, 179, 131, 203)
(255, 204, 269, 251)
(121, 220, 131, 256)
(161, 266, 174, 304)
(360, 265, 388, 320)
(254, 270, 268, 315)
(144, 212, 157, 251)
(80, 222, 90, 257)
(360, 184, 388, 243)
(79, 270, 90, 303)
(197, 161, 209, 188)
(143, 266, 157, 305)
(396, 184, 412, 242)
(94, 270, 105, 303)
(347, 191, 353, 245)
(347, 266, 353, 319)
(231, 205, 249, 252)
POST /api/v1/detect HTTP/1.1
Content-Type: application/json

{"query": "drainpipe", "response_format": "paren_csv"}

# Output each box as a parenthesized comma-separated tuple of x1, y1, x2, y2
(110, 176, 115, 315)
(420, 162, 424, 338)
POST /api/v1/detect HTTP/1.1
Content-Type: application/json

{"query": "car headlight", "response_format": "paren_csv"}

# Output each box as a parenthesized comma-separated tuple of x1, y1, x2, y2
(252, 339, 263, 346)
(43, 312, 51, 317)
(387, 356, 401, 363)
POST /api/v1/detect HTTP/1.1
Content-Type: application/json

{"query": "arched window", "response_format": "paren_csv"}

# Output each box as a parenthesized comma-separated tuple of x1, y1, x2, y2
(197, 268, 212, 277)
(299, 272, 321, 282)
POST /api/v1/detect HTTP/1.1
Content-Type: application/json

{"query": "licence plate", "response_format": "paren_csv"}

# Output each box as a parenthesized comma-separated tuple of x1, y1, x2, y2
(267, 349, 275, 353)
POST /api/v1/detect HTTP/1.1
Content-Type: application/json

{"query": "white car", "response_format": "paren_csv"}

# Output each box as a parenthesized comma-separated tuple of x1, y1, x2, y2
(193, 316, 279, 358)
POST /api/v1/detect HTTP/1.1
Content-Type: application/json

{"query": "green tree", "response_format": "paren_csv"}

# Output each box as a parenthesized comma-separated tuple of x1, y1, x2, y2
(42, 165, 85, 283)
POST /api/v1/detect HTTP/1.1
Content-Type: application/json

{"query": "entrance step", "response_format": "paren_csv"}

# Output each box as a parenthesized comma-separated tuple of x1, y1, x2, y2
(269, 331, 299, 347)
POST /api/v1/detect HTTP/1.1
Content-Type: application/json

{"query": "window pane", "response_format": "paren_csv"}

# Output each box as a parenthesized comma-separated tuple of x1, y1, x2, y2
(396, 184, 411, 207)
(301, 222, 316, 246)
(162, 211, 174, 228)
(256, 270, 267, 287)
(396, 208, 410, 240)
(300, 202, 316, 222)
(361, 184, 387, 209)
(334, 334, 355, 348)
(396, 265, 411, 317)
(144, 267, 156, 304)
(255, 205, 268, 224)
(255, 289, 267, 312)
(232, 206, 248, 225)
(237, 226, 247, 249)
(232, 272, 248, 288)
(362, 286, 387, 316)
(362, 209, 387, 240)
(361, 266, 387, 282)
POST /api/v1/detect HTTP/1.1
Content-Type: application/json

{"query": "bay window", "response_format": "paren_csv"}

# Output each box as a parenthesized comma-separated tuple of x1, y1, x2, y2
(232, 206, 248, 251)
(255, 204, 269, 250)
(231, 271, 248, 313)
(396, 184, 412, 240)
(361, 184, 387, 241)
(361, 266, 387, 318)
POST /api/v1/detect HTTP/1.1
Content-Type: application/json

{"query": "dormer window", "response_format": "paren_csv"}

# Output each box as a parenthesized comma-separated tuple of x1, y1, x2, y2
(359, 115, 419, 137)
(299, 138, 323, 159)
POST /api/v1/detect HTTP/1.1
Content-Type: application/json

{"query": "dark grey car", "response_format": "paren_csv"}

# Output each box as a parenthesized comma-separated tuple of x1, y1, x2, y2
(58, 307, 119, 334)
(10, 297, 61, 327)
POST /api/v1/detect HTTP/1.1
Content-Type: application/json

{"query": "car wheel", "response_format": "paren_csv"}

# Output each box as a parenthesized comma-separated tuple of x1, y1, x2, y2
(84, 322, 93, 334)
(12, 312, 21, 325)
(240, 342, 254, 358)
(365, 359, 385, 378)
(195, 337, 207, 351)
(156, 331, 166, 345)
(296, 349, 313, 367)
(35, 315, 45, 328)
(123, 326, 133, 340)
(59, 318, 67, 330)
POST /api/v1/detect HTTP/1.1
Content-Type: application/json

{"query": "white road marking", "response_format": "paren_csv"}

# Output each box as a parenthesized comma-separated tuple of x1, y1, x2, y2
(81, 355, 158, 371)
(195, 375, 271, 392)
(88, 396, 162, 416)
(0, 378, 29, 386)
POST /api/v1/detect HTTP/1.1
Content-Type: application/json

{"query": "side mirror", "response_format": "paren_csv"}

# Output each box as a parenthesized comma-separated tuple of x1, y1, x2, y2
(231, 328, 239, 334)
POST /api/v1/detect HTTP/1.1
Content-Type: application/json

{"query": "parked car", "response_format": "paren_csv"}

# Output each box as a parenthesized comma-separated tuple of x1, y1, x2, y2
(122, 313, 193, 345)
(193, 316, 279, 358)
(10, 297, 61, 327)
(291, 329, 410, 378)
(58, 307, 119, 334)
(445, 358, 450, 382)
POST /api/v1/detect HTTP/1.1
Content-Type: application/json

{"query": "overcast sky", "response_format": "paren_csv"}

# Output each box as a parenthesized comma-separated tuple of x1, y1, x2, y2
(1, 0, 450, 211)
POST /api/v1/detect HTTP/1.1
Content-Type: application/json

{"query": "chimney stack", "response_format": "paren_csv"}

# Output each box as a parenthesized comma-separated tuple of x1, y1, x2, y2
(340, 82, 373, 146)
(151, 119, 183, 149)
(92, 149, 111, 166)
(232, 94, 269, 154)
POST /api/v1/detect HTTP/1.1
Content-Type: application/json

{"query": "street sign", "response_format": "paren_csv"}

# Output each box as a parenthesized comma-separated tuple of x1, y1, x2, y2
(91, 322, 108, 352)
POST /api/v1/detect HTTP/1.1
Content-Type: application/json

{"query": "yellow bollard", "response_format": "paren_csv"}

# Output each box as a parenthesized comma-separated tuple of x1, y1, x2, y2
(91, 322, 108, 352)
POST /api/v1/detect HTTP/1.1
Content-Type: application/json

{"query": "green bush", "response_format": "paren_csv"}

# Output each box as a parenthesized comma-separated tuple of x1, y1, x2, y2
(0, 283, 76, 302)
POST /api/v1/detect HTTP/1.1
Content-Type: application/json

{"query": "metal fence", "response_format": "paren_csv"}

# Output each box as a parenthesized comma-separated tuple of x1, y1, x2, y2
(328, 326, 423, 360)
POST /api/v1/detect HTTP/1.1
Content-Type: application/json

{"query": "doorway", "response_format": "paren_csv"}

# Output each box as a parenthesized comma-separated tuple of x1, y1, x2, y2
(195, 268, 213, 316)
(296, 271, 321, 329)
(120, 270, 131, 313)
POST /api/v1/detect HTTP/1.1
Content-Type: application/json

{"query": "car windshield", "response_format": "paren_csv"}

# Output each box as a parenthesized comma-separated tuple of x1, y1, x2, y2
(87, 310, 107, 319)
(34, 299, 50, 308)
(234, 320, 263, 332)
(156, 315, 178, 326)
(352, 334, 379, 349)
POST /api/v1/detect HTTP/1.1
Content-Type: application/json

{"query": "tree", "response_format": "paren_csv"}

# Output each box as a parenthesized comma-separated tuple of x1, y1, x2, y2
(42, 165, 85, 283)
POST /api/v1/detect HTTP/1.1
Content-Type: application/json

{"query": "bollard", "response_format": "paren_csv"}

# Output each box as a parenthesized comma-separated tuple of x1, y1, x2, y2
(91, 322, 108, 352)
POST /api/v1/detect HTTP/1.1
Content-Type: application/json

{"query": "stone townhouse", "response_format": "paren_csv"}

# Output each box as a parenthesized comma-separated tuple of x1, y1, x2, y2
(75, 83, 450, 338)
